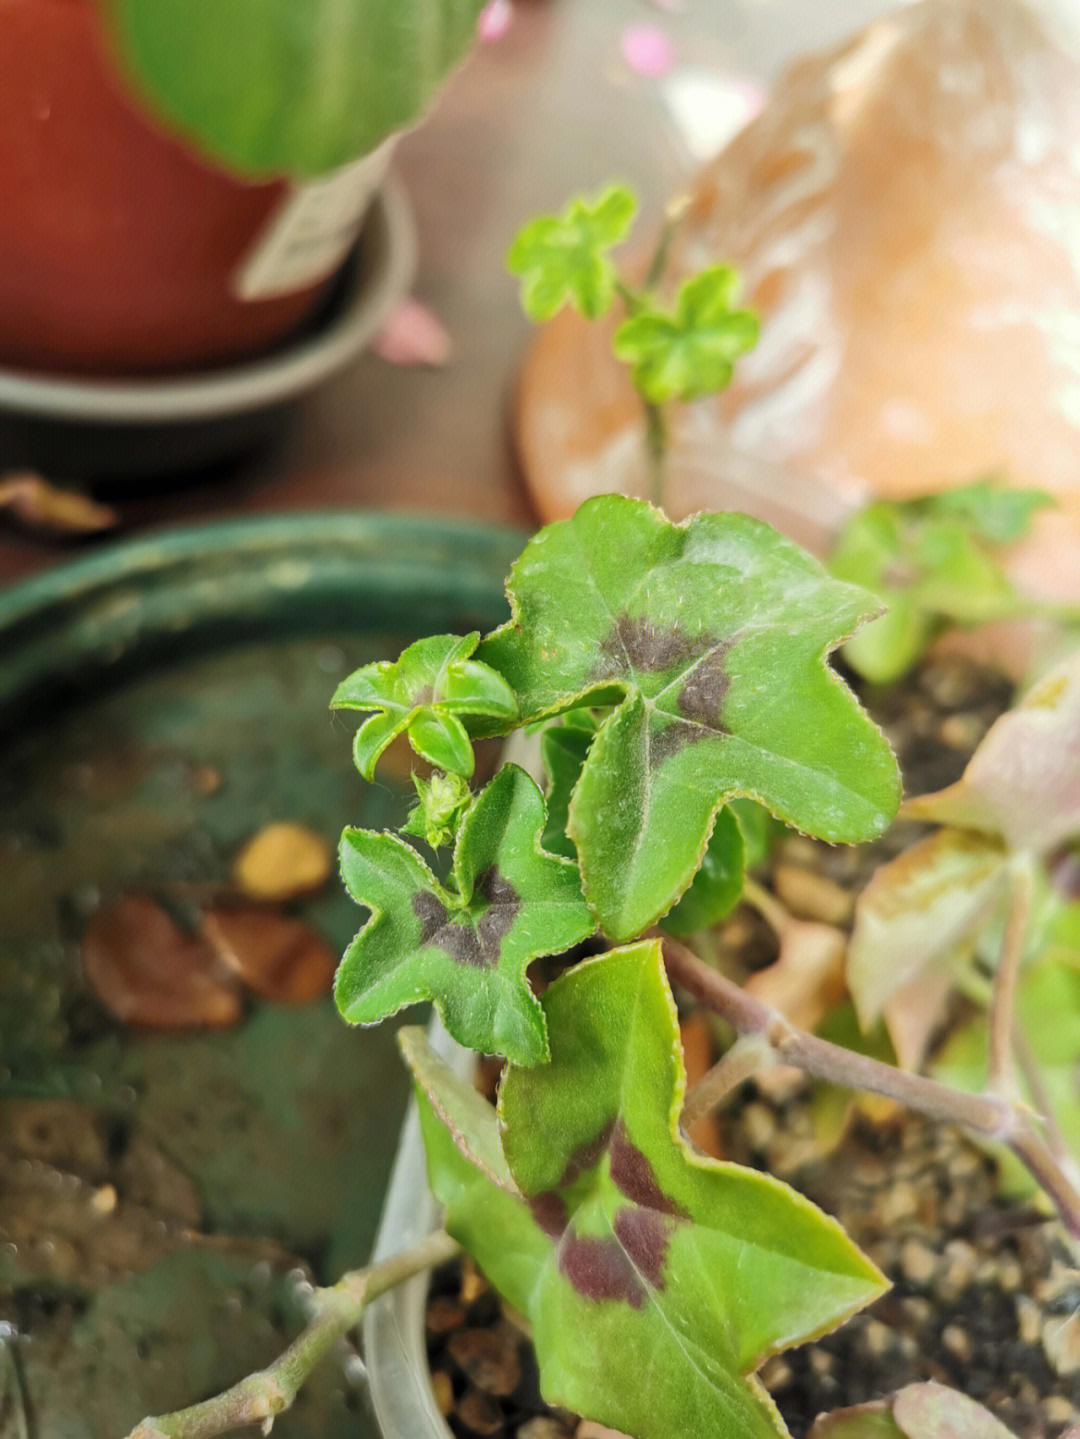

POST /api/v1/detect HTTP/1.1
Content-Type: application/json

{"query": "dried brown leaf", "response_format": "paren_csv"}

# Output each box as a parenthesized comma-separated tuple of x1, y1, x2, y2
(232, 821, 333, 900)
(0, 473, 117, 534)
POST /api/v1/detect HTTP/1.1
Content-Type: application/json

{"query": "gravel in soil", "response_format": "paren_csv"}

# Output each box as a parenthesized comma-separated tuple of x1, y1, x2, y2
(422, 656, 1080, 1438)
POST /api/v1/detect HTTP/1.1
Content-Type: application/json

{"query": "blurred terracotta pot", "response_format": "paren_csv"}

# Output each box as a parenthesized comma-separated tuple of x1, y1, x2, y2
(0, 0, 386, 375)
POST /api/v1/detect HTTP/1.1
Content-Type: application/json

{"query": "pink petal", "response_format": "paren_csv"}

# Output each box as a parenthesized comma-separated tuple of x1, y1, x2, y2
(477, 0, 513, 42)
(621, 24, 676, 79)
(374, 298, 453, 368)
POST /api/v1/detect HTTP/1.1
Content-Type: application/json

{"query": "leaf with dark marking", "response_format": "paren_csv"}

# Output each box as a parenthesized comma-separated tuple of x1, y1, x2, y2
(478, 496, 900, 939)
(332, 632, 517, 780)
(337, 765, 594, 1065)
(410, 940, 886, 1439)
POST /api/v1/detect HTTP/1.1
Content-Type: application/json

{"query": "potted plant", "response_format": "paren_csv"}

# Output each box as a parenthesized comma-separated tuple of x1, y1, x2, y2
(119, 192, 1080, 1439)
(0, 0, 488, 373)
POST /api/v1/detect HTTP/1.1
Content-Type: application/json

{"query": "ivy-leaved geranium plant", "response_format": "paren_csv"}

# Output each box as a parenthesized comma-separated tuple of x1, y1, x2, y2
(126, 191, 1080, 1439)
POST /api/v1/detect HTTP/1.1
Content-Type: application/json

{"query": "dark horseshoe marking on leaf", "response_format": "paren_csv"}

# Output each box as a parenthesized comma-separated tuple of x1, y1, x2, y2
(530, 1190, 570, 1238)
(559, 1232, 646, 1308)
(475, 866, 521, 957)
(613, 1206, 674, 1290)
(412, 890, 449, 946)
(609, 1120, 686, 1216)
(676, 637, 736, 731)
(559, 1118, 616, 1189)
(530, 1118, 615, 1238)
(594, 615, 713, 681)
(648, 718, 711, 770)
(409, 870, 522, 970)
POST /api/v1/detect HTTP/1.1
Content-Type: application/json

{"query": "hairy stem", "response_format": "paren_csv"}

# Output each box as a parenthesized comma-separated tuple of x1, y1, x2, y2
(125, 1229, 460, 1439)
(988, 857, 1035, 1094)
(683, 1034, 774, 1130)
(660, 936, 1080, 1240)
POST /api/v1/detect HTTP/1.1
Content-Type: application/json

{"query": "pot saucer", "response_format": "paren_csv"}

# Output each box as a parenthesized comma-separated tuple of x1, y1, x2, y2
(0, 177, 415, 484)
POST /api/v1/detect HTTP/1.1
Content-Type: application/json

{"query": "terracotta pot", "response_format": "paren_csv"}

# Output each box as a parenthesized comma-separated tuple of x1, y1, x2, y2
(0, 0, 386, 376)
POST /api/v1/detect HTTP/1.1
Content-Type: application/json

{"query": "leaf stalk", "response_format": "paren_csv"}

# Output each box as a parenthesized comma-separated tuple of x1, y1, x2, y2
(660, 935, 1080, 1241)
(123, 1229, 461, 1439)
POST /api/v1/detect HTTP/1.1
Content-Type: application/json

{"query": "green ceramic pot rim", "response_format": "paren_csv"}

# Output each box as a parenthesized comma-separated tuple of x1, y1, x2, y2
(0, 510, 528, 717)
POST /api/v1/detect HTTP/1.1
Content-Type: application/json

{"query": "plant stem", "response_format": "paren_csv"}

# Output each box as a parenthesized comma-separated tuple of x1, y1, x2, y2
(1014, 1028, 1077, 1178)
(660, 935, 1080, 1240)
(644, 401, 668, 509)
(988, 857, 1035, 1095)
(644, 192, 692, 291)
(683, 1033, 774, 1129)
(124, 1229, 461, 1439)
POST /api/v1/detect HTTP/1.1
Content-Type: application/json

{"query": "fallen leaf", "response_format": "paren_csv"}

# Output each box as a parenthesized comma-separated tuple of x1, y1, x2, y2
(0, 473, 117, 535)
(232, 821, 333, 901)
(203, 907, 337, 1003)
(744, 917, 847, 1033)
(892, 1381, 1018, 1439)
(374, 296, 453, 367)
(81, 895, 241, 1030)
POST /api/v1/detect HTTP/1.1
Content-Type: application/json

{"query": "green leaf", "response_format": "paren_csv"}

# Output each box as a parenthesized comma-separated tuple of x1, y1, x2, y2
(829, 484, 1047, 683)
(729, 797, 783, 871)
(661, 806, 745, 936)
(478, 496, 900, 940)
(840, 591, 937, 688)
(399, 1026, 519, 1193)
(501, 942, 884, 1439)
(337, 765, 594, 1064)
(409, 942, 885, 1439)
(613, 266, 760, 403)
(540, 712, 599, 860)
(105, 0, 489, 177)
(507, 186, 638, 321)
(332, 632, 517, 781)
(415, 1080, 551, 1316)
(926, 480, 1055, 545)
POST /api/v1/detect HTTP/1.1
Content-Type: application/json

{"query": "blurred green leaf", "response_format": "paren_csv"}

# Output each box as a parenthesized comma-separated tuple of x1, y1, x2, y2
(507, 186, 638, 321)
(613, 266, 759, 403)
(107, 0, 489, 177)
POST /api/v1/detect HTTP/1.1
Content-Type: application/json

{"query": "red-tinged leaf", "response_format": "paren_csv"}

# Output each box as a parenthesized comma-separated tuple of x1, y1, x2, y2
(904, 649, 1080, 857)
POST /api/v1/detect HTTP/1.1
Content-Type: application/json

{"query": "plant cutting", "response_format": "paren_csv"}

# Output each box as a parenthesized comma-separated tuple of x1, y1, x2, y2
(122, 191, 1080, 1439)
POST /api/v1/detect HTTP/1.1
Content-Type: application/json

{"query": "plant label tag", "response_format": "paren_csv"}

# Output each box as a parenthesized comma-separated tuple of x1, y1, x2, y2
(233, 139, 394, 300)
